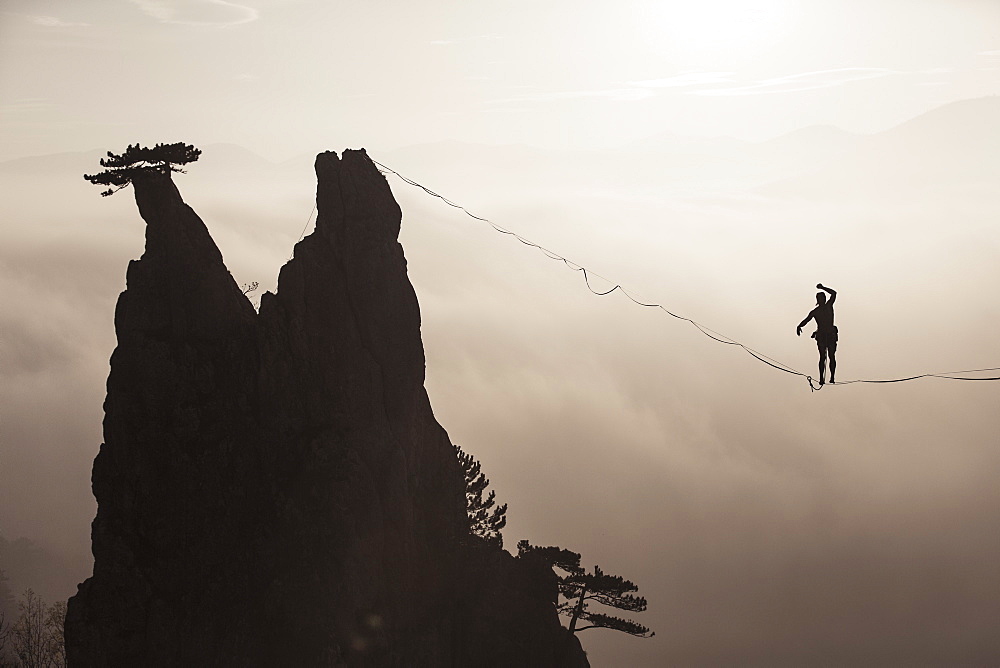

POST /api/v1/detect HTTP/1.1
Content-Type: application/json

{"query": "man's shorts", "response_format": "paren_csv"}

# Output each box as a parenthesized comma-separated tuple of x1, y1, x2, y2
(812, 326, 838, 353)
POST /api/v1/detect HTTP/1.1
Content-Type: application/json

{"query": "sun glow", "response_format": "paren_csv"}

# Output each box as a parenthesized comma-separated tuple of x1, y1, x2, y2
(639, 0, 793, 64)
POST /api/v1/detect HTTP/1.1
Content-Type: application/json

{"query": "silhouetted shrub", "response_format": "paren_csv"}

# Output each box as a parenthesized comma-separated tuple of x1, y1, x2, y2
(455, 445, 507, 547)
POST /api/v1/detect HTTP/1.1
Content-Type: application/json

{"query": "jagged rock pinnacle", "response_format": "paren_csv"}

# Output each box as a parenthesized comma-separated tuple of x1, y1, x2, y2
(65, 149, 588, 667)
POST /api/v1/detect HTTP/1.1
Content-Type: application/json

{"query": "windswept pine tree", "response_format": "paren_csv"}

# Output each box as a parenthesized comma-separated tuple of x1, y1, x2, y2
(518, 540, 654, 638)
(455, 445, 507, 547)
(83, 142, 201, 196)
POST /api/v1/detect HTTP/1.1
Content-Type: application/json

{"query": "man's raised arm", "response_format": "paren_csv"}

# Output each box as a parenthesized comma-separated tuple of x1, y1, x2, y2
(817, 283, 837, 305)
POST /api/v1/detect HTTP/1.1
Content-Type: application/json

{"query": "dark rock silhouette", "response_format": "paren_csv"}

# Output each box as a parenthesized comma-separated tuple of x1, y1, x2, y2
(65, 150, 588, 667)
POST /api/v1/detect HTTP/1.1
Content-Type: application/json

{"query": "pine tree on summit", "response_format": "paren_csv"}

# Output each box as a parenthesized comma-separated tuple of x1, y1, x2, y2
(518, 540, 654, 638)
(84, 142, 201, 196)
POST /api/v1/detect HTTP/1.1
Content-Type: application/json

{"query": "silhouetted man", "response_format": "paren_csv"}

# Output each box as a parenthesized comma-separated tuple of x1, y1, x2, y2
(797, 283, 837, 385)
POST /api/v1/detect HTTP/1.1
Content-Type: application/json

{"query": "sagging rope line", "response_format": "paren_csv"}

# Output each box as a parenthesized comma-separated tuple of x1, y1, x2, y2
(288, 203, 317, 261)
(369, 158, 1000, 391)
(830, 368, 1000, 384)
(372, 158, 822, 389)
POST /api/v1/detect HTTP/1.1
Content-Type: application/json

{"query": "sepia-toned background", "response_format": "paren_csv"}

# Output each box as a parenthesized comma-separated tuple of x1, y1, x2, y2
(2, 1, 999, 665)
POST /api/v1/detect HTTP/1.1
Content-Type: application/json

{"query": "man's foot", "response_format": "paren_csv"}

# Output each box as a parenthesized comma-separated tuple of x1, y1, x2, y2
(819, 378, 825, 386)
(830, 378, 836, 384)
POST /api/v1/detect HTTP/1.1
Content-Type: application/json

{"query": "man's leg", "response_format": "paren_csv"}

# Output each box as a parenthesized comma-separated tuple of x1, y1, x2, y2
(818, 346, 827, 385)
(829, 345, 837, 384)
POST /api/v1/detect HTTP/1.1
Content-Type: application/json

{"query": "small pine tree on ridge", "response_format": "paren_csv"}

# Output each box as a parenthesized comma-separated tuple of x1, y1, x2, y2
(84, 142, 201, 196)
(518, 540, 654, 638)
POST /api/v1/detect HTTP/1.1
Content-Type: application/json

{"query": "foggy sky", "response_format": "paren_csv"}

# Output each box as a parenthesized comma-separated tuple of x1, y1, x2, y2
(3, 0, 1000, 160)
(2, 2, 1000, 666)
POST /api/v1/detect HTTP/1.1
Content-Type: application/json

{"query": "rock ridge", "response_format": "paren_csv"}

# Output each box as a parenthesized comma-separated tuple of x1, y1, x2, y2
(65, 149, 588, 667)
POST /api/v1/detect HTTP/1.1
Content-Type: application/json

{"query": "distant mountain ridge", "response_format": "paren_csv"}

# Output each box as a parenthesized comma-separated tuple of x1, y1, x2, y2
(761, 96, 1000, 199)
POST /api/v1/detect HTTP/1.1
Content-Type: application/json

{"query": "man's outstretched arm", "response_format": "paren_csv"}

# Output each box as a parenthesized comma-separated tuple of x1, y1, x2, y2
(796, 310, 814, 336)
(817, 283, 837, 305)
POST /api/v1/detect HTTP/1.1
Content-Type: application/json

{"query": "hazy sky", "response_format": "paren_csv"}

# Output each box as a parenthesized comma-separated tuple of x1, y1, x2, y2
(2, 2, 1000, 666)
(2, 0, 1000, 159)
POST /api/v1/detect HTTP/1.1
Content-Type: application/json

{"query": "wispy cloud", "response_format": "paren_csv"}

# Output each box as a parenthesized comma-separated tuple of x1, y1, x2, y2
(28, 16, 90, 28)
(978, 49, 1000, 57)
(488, 87, 654, 105)
(486, 66, 930, 108)
(0, 99, 55, 114)
(480, 106, 532, 114)
(631, 72, 737, 89)
(430, 35, 502, 46)
(689, 67, 898, 96)
(129, 0, 258, 27)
